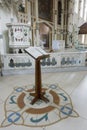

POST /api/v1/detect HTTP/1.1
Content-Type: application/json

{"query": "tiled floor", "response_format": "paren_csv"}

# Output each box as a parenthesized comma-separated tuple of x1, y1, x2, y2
(0, 70, 87, 130)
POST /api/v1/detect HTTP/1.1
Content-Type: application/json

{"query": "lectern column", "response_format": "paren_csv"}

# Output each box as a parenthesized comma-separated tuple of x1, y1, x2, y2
(35, 59, 42, 97)
(30, 58, 49, 105)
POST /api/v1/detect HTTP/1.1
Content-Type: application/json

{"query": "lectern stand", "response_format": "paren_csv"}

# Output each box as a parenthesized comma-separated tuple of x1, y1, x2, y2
(25, 47, 49, 105)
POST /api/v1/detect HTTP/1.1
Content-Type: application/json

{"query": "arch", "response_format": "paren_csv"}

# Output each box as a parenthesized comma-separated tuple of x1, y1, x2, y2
(38, 21, 53, 29)
(39, 22, 52, 49)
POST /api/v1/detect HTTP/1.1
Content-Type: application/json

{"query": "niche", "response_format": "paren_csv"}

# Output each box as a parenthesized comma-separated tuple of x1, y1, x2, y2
(39, 23, 52, 50)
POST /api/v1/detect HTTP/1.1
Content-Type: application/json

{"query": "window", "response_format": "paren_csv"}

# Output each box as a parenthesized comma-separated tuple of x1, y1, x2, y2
(82, 34, 85, 44)
(80, 0, 84, 18)
(58, 1, 62, 25)
(84, 0, 87, 20)
(18, 0, 26, 13)
(74, 0, 79, 13)
(38, 0, 53, 21)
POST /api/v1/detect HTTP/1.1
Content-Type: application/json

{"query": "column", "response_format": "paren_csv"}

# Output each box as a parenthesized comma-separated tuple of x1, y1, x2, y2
(10, 0, 14, 23)
(27, 0, 32, 45)
(0, 17, 4, 54)
(35, 0, 39, 46)
(76, 0, 80, 47)
(53, 0, 58, 40)
(67, 0, 74, 46)
(31, 0, 34, 46)
(61, 0, 64, 40)
(64, 0, 68, 47)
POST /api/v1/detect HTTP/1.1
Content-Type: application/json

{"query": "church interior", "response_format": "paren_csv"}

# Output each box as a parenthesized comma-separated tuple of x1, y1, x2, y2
(0, 0, 87, 130)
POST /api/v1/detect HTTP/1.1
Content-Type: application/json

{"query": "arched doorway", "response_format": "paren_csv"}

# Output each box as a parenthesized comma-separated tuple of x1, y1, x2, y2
(39, 23, 52, 50)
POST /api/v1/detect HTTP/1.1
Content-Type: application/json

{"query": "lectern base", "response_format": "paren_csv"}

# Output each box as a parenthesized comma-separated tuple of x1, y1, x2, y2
(30, 92, 49, 105)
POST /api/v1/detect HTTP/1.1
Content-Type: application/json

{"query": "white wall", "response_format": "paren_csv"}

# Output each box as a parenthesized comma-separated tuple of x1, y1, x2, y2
(67, 0, 86, 47)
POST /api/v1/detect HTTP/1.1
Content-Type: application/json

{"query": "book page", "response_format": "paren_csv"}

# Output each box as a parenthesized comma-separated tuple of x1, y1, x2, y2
(25, 47, 48, 59)
(35, 47, 47, 55)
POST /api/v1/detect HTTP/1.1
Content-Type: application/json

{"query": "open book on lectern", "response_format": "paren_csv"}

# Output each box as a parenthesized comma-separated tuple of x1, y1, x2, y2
(25, 46, 49, 59)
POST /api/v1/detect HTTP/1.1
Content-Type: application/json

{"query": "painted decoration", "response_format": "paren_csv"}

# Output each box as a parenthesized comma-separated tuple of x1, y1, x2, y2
(0, 84, 79, 128)
(7, 23, 31, 49)
(38, 0, 53, 21)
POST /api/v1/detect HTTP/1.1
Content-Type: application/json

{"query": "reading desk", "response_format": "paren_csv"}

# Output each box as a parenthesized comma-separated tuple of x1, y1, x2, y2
(25, 47, 49, 104)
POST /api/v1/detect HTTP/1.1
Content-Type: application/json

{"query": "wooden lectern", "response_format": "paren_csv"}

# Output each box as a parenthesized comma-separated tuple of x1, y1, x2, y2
(25, 47, 49, 105)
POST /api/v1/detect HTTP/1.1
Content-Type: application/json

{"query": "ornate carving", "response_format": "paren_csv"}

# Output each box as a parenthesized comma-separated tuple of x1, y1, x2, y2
(38, 0, 53, 21)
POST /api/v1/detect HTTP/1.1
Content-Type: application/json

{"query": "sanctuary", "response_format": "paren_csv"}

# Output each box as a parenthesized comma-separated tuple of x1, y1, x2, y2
(0, 0, 87, 75)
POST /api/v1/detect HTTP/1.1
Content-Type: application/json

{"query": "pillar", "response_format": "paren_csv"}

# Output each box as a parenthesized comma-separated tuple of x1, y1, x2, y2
(53, 0, 58, 40)
(61, 0, 64, 40)
(35, 0, 39, 46)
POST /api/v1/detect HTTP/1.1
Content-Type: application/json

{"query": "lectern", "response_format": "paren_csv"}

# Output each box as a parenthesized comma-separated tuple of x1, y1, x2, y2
(25, 47, 49, 105)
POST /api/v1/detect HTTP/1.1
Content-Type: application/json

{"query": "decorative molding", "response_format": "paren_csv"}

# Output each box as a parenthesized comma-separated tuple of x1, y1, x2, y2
(0, 0, 29, 15)
(38, 0, 53, 22)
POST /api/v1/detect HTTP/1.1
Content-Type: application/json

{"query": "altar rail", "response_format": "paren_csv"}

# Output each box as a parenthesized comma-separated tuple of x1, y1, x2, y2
(1, 51, 87, 75)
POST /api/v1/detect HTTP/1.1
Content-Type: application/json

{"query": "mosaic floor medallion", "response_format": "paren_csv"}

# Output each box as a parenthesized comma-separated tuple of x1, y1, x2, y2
(0, 84, 79, 128)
